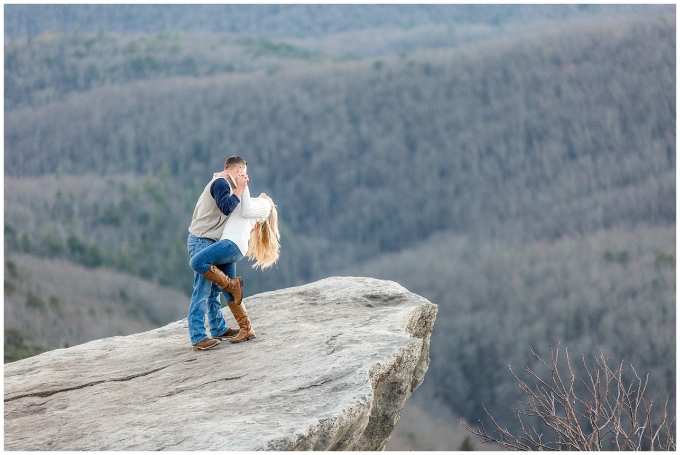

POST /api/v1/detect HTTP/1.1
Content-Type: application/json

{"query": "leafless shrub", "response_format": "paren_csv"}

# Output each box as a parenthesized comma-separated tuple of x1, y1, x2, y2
(461, 343, 676, 450)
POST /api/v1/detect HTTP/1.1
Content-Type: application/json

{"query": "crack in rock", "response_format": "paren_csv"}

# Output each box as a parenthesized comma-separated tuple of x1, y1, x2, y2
(158, 375, 246, 398)
(292, 370, 352, 392)
(293, 378, 334, 392)
(325, 333, 342, 355)
(4, 364, 172, 403)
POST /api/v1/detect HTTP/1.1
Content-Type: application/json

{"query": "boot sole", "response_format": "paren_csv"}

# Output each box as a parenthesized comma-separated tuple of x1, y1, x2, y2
(230, 335, 256, 343)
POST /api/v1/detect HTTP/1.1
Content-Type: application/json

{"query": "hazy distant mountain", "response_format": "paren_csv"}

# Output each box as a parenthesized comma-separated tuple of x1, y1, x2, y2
(4, 4, 673, 39)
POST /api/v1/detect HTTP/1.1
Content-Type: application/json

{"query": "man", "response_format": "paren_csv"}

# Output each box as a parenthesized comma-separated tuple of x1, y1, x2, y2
(187, 156, 249, 351)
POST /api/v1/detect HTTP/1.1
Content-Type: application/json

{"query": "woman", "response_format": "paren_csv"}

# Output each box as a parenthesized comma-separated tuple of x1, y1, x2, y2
(189, 182, 279, 343)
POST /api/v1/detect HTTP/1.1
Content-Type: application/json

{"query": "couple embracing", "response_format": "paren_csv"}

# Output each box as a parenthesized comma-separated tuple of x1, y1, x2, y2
(186, 155, 279, 351)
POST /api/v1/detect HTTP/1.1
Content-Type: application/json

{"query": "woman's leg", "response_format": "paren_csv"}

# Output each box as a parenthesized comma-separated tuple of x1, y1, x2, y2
(189, 239, 242, 275)
(192, 242, 255, 343)
(189, 239, 244, 305)
(208, 263, 240, 338)
(221, 261, 237, 302)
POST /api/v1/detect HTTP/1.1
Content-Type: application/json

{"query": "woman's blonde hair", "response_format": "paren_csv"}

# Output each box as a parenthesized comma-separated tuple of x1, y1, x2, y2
(246, 202, 280, 269)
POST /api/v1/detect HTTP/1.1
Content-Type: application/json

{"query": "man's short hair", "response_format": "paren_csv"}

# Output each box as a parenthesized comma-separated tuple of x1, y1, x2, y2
(224, 156, 247, 170)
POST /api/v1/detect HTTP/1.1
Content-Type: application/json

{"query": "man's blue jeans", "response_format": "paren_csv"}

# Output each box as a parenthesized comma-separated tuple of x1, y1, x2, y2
(187, 234, 240, 345)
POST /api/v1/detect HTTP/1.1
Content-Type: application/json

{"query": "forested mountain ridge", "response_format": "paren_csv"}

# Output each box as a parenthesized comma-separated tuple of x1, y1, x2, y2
(6, 16, 675, 269)
(5, 5, 673, 111)
(5, 29, 332, 111)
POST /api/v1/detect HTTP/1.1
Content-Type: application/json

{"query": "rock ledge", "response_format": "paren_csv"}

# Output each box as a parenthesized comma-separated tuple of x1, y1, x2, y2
(4, 277, 437, 450)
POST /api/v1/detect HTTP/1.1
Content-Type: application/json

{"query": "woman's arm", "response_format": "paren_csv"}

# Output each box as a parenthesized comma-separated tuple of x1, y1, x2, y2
(240, 184, 272, 218)
(242, 196, 271, 219)
(238, 185, 252, 214)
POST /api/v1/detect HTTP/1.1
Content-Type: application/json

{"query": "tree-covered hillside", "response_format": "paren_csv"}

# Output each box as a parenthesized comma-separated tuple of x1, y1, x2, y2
(7, 5, 672, 112)
(4, 173, 314, 295)
(5, 30, 333, 111)
(6, 16, 675, 265)
(4, 253, 191, 362)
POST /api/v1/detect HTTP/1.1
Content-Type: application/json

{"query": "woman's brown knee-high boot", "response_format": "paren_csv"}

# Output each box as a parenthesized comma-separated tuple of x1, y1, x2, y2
(227, 300, 256, 343)
(201, 264, 242, 305)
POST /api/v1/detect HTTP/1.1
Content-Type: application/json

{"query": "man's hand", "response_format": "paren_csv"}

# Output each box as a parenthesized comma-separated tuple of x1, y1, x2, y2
(231, 172, 248, 198)
(236, 172, 249, 187)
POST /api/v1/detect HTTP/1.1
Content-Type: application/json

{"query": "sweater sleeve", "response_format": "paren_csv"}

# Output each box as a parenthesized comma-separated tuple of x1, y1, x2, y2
(210, 178, 240, 217)
(241, 187, 272, 219)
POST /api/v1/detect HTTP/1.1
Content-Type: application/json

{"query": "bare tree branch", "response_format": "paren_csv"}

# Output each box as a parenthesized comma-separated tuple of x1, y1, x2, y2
(461, 344, 676, 451)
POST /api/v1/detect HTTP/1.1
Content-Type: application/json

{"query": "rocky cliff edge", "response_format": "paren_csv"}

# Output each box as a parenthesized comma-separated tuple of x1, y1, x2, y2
(4, 276, 437, 450)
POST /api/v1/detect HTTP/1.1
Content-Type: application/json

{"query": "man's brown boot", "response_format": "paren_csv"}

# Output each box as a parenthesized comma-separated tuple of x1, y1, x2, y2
(201, 264, 243, 304)
(227, 300, 256, 343)
(192, 337, 221, 351)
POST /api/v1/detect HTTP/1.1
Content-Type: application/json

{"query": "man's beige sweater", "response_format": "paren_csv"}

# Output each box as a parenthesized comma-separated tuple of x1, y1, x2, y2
(188, 176, 234, 241)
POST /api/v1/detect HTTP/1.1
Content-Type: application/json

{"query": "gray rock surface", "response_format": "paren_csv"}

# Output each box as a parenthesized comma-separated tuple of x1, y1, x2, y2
(4, 276, 437, 451)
